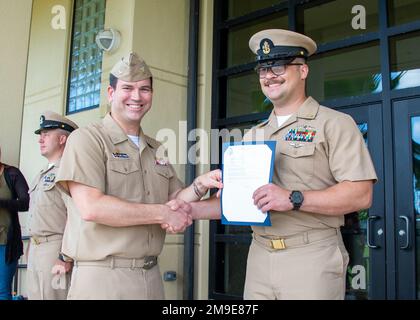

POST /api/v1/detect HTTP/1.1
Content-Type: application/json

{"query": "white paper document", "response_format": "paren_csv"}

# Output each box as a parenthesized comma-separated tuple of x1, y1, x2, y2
(221, 141, 276, 226)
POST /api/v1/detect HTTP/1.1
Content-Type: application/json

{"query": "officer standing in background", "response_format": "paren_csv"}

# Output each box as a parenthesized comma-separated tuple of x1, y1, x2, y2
(27, 111, 78, 300)
(190, 29, 377, 299)
(56, 52, 222, 300)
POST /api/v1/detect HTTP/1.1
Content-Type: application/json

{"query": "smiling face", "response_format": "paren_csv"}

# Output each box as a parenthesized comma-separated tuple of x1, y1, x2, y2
(107, 77, 153, 128)
(259, 58, 308, 107)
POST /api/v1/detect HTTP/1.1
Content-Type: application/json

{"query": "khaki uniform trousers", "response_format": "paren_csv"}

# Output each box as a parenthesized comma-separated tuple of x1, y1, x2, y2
(244, 229, 349, 300)
(67, 257, 164, 300)
(27, 236, 70, 300)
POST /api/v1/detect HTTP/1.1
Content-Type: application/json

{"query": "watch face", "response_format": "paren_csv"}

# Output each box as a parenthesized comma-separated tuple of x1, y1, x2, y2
(292, 191, 303, 203)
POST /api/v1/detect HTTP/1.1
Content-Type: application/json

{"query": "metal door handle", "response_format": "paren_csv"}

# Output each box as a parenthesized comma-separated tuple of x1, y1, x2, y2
(398, 216, 410, 250)
(367, 215, 380, 248)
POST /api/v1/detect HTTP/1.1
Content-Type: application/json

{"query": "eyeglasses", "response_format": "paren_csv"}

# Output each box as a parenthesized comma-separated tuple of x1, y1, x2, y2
(256, 63, 303, 78)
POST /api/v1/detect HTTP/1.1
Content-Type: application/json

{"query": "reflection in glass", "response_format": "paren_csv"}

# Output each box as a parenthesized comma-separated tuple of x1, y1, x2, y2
(342, 122, 370, 300)
(215, 242, 250, 297)
(388, 0, 420, 27)
(226, 71, 272, 118)
(227, 13, 288, 68)
(307, 43, 382, 101)
(227, 0, 283, 20)
(297, 0, 378, 44)
(390, 31, 420, 90)
(410, 117, 420, 299)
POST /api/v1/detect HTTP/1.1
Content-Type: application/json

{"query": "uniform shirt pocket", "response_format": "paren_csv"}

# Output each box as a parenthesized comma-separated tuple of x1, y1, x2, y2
(108, 160, 140, 197)
(278, 142, 316, 184)
(152, 165, 174, 202)
(38, 182, 57, 206)
(153, 165, 174, 179)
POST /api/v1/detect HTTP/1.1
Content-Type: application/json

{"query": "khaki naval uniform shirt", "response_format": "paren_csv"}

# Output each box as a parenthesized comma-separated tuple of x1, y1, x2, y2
(56, 113, 183, 262)
(244, 96, 377, 237)
(28, 161, 67, 237)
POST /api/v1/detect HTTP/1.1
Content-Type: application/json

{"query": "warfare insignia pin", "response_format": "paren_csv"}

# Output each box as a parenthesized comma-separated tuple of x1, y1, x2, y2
(43, 173, 55, 184)
(112, 152, 130, 159)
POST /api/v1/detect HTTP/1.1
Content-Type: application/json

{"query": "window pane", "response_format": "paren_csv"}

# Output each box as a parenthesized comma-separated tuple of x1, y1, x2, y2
(410, 116, 420, 299)
(388, 0, 420, 27)
(215, 242, 249, 297)
(226, 13, 288, 68)
(389, 31, 420, 90)
(297, 0, 379, 44)
(342, 122, 370, 300)
(68, 0, 106, 114)
(225, 71, 273, 118)
(227, 0, 284, 20)
(307, 42, 382, 101)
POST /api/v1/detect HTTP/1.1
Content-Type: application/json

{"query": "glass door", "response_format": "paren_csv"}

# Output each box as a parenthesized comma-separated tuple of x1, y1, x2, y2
(393, 97, 420, 299)
(337, 104, 386, 299)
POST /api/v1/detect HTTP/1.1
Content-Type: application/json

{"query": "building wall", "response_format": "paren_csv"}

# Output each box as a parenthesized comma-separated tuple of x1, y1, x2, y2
(15, 0, 215, 300)
(0, 1, 33, 166)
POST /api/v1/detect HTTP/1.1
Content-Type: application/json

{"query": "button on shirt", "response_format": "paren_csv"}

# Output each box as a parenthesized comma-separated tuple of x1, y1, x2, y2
(244, 97, 378, 236)
(56, 113, 184, 261)
(27, 161, 68, 237)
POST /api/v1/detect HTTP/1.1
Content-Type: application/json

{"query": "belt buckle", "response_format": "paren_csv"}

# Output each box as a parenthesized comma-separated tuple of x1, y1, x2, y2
(271, 239, 286, 250)
(31, 237, 40, 245)
(142, 256, 156, 270)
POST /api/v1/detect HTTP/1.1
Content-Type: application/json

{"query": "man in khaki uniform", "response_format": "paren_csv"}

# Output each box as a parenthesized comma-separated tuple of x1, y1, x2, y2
(190, 29, 377, 299)
(27, 111, 78, 300)
(56, 52, 222, 300)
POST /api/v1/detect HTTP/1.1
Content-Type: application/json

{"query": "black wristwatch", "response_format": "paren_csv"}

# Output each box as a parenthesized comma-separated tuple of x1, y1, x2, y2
(289, 191, 304, 211)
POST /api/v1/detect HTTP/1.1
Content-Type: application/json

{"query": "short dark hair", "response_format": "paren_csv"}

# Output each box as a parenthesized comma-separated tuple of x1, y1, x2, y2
(109, 74, 153, 89)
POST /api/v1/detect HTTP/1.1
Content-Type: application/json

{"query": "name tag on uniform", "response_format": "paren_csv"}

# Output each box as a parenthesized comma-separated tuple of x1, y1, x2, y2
(112, 152, 130, 159)
(284, 126, 316, 143)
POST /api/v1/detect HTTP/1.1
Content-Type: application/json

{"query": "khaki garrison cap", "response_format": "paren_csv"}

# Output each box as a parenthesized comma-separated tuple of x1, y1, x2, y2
(249, 29, 317, 64)
(34, 111, 78, 134)
(110, 52, 152, 82)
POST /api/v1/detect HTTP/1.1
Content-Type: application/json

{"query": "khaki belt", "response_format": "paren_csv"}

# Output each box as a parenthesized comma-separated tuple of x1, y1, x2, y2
(30, 234, 63, 245)
(74, 256, 158, 270)
(253, 228, 339, 250)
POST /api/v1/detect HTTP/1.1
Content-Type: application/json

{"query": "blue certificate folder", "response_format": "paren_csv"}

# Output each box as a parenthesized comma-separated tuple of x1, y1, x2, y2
(221, 141, 276, 226)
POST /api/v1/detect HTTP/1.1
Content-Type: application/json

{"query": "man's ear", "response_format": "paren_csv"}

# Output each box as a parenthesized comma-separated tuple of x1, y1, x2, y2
(59, 134, 68, 146)
(107, 85, 114, 103)
(300, 63, 309, 80)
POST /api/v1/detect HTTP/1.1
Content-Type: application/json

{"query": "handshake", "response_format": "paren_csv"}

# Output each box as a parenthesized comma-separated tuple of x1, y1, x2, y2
(160, 169, 223, 233)
(161, 199, 193, 233)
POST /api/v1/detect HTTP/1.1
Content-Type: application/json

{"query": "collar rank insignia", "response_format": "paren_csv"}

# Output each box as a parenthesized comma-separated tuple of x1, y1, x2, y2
(155, 158, 169, 166)
(284, 126, 316, 143)
(112, 152, 130, 159)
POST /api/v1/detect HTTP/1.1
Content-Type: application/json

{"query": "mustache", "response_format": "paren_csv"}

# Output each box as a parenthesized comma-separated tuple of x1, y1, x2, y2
(263, 78, 285, 86)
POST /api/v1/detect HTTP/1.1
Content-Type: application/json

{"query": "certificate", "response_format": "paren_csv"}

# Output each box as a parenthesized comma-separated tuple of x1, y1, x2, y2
(221, 141, 276, 226)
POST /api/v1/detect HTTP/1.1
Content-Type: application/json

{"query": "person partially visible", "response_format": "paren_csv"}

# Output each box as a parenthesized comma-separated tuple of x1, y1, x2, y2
(0, 146, 29, 300)
(26, 111, 78, 300)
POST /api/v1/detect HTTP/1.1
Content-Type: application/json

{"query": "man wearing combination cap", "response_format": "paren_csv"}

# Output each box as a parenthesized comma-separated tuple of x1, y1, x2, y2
(56, 52, 222, 300)
(27, 111, 78, 300)
(191, 29, 377, 299)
